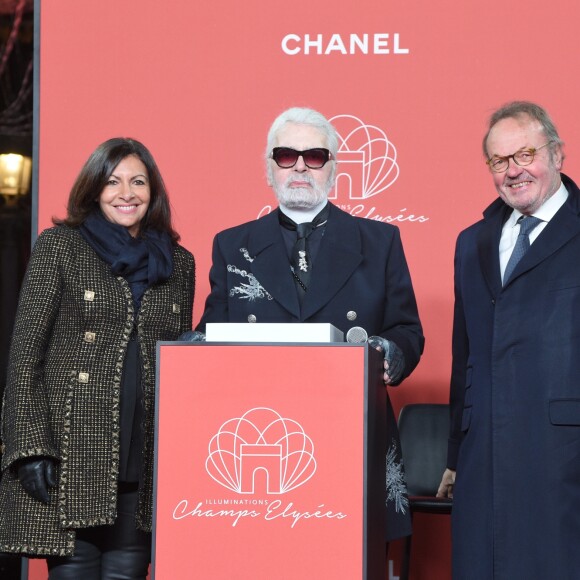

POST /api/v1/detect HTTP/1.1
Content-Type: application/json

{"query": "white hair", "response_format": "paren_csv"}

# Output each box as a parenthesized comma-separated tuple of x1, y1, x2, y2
(265, 107, 338, 185)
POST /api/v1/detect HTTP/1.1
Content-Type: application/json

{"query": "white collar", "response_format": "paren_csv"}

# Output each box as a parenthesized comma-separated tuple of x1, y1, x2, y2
(507, 180, 568, 227)
(279, 200, 329, 224)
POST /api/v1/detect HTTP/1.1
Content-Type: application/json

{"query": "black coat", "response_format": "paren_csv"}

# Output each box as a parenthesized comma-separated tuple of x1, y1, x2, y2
(449, 174, 580, 578)
(197, 203, 424, 540)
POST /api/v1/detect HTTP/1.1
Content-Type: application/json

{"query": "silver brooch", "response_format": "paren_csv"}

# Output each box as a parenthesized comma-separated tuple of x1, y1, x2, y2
(240, 248, 254, 263)
(298, 250, 308, 272)
(228, 265, 272, 301)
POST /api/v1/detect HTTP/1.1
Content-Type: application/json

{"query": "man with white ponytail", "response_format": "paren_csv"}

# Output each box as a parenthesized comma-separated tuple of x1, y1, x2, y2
(192, 106, 424, 543)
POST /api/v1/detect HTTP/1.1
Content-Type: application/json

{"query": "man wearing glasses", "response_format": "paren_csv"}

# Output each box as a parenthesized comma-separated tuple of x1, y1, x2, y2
(437, 101, 580, 578)
(193, 106, 424, 544)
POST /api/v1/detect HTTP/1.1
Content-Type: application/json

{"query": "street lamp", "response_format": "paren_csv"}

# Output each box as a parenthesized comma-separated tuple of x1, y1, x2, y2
(0, 153, 32, 205)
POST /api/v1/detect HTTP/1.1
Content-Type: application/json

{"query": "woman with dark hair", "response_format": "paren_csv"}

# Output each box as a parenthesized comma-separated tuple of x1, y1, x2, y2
(0, 138, 195, 579)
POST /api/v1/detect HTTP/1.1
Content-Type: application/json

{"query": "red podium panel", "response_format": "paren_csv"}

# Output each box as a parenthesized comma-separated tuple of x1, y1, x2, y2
(153, 343, 386, 579)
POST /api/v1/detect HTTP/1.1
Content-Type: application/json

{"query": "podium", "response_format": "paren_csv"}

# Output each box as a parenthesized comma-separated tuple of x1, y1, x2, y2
(152, 342, 386, 579)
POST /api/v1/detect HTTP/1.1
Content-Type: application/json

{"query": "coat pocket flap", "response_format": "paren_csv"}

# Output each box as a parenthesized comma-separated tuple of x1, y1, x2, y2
(549, 399, 580, 426)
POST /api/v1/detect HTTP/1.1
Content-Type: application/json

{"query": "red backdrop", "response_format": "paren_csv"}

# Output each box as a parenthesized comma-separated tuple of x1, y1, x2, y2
(31, 0, 580, 578)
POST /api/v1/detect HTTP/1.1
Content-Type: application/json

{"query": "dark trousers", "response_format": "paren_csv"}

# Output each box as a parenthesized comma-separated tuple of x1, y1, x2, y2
(46, 489, 151, 580)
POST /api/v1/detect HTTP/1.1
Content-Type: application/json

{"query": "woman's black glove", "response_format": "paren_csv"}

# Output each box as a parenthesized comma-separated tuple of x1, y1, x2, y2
(17, 457, 57, 504)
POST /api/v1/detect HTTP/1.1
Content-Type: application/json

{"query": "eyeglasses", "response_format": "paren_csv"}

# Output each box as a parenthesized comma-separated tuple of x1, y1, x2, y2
(486, 141, 553, 173)
(270, 147, 332, 169)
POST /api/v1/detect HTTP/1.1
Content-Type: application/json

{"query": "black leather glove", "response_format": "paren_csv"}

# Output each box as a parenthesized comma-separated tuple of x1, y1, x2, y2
(367, 336, 405, 385)
(17, 457, 57, 504)
(178, 330, 206, 342)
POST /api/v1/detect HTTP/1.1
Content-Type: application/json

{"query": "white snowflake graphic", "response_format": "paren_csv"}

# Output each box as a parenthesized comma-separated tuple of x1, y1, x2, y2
(386, 439, 408, 514)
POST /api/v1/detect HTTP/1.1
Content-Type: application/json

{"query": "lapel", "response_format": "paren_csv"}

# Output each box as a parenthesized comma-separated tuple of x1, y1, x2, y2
(246, 210, 300, 317)
(478, 174, 580, 291)
(477, 198, 509, 298)
(245, 204, 364, 320)
(302, 204, 363, 319)
(504, 176, 580, 287)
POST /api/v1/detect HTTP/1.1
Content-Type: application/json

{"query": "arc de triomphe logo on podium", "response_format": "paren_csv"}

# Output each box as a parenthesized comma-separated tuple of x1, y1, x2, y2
(206, 407, 317, 494)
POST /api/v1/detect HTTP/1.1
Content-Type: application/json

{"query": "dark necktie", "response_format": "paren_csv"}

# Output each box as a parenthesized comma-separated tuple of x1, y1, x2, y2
(279, 205, 329, 298)
(503, 215, 542, 284)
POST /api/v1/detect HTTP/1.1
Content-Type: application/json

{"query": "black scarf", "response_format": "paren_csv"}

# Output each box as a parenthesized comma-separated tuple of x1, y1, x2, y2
(79, 211, 174, 308)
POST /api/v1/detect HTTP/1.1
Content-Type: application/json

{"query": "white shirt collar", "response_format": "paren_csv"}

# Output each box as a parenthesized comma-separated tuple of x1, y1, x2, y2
(279, 199, 328, 224)
(506, 181, 568, 227)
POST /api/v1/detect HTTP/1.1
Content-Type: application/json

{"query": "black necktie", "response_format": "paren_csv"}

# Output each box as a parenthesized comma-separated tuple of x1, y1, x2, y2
(279, 205, 330, 298)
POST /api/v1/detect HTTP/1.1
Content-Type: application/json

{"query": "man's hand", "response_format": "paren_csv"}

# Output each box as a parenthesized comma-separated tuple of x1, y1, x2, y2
(367, 336, 405, 385)
(17, 458, 57, 504)
(437, 468, 456, 499)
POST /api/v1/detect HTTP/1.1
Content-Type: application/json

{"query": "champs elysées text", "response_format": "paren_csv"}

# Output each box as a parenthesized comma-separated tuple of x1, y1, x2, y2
(173, 498, 348, 528)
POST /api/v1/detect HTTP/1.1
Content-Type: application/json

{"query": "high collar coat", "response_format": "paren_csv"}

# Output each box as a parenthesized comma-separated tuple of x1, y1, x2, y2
(448, 173, 580, 578)
(197, 202, 424, 541)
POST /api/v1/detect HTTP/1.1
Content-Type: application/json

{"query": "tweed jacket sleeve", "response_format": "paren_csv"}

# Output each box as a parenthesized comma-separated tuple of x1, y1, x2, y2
(1, 227, 66, 468)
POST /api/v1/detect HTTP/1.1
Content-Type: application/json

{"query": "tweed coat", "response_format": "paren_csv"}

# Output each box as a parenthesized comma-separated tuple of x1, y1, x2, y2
(196, 202, 424, 540)
(0, 225, 194, 556)
(448, 174, 580, 578)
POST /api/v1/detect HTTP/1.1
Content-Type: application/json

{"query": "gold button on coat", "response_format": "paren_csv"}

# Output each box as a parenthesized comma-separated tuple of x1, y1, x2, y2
(78, 372, 89, 383)
(84, 332, 96, 343)
(84, 290, 95, 301)
(172, 303, 180, 314)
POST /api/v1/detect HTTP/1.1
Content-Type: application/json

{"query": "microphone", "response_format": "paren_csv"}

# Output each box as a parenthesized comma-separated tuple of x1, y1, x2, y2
(346, 326, 368, 343)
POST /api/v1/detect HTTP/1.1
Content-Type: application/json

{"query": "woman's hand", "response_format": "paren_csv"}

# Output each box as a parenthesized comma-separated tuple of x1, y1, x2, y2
(17, 458, 57, 504)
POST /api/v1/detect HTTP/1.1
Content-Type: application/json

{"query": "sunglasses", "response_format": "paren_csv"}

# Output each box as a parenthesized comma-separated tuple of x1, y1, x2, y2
(270, 147, 332, 169)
